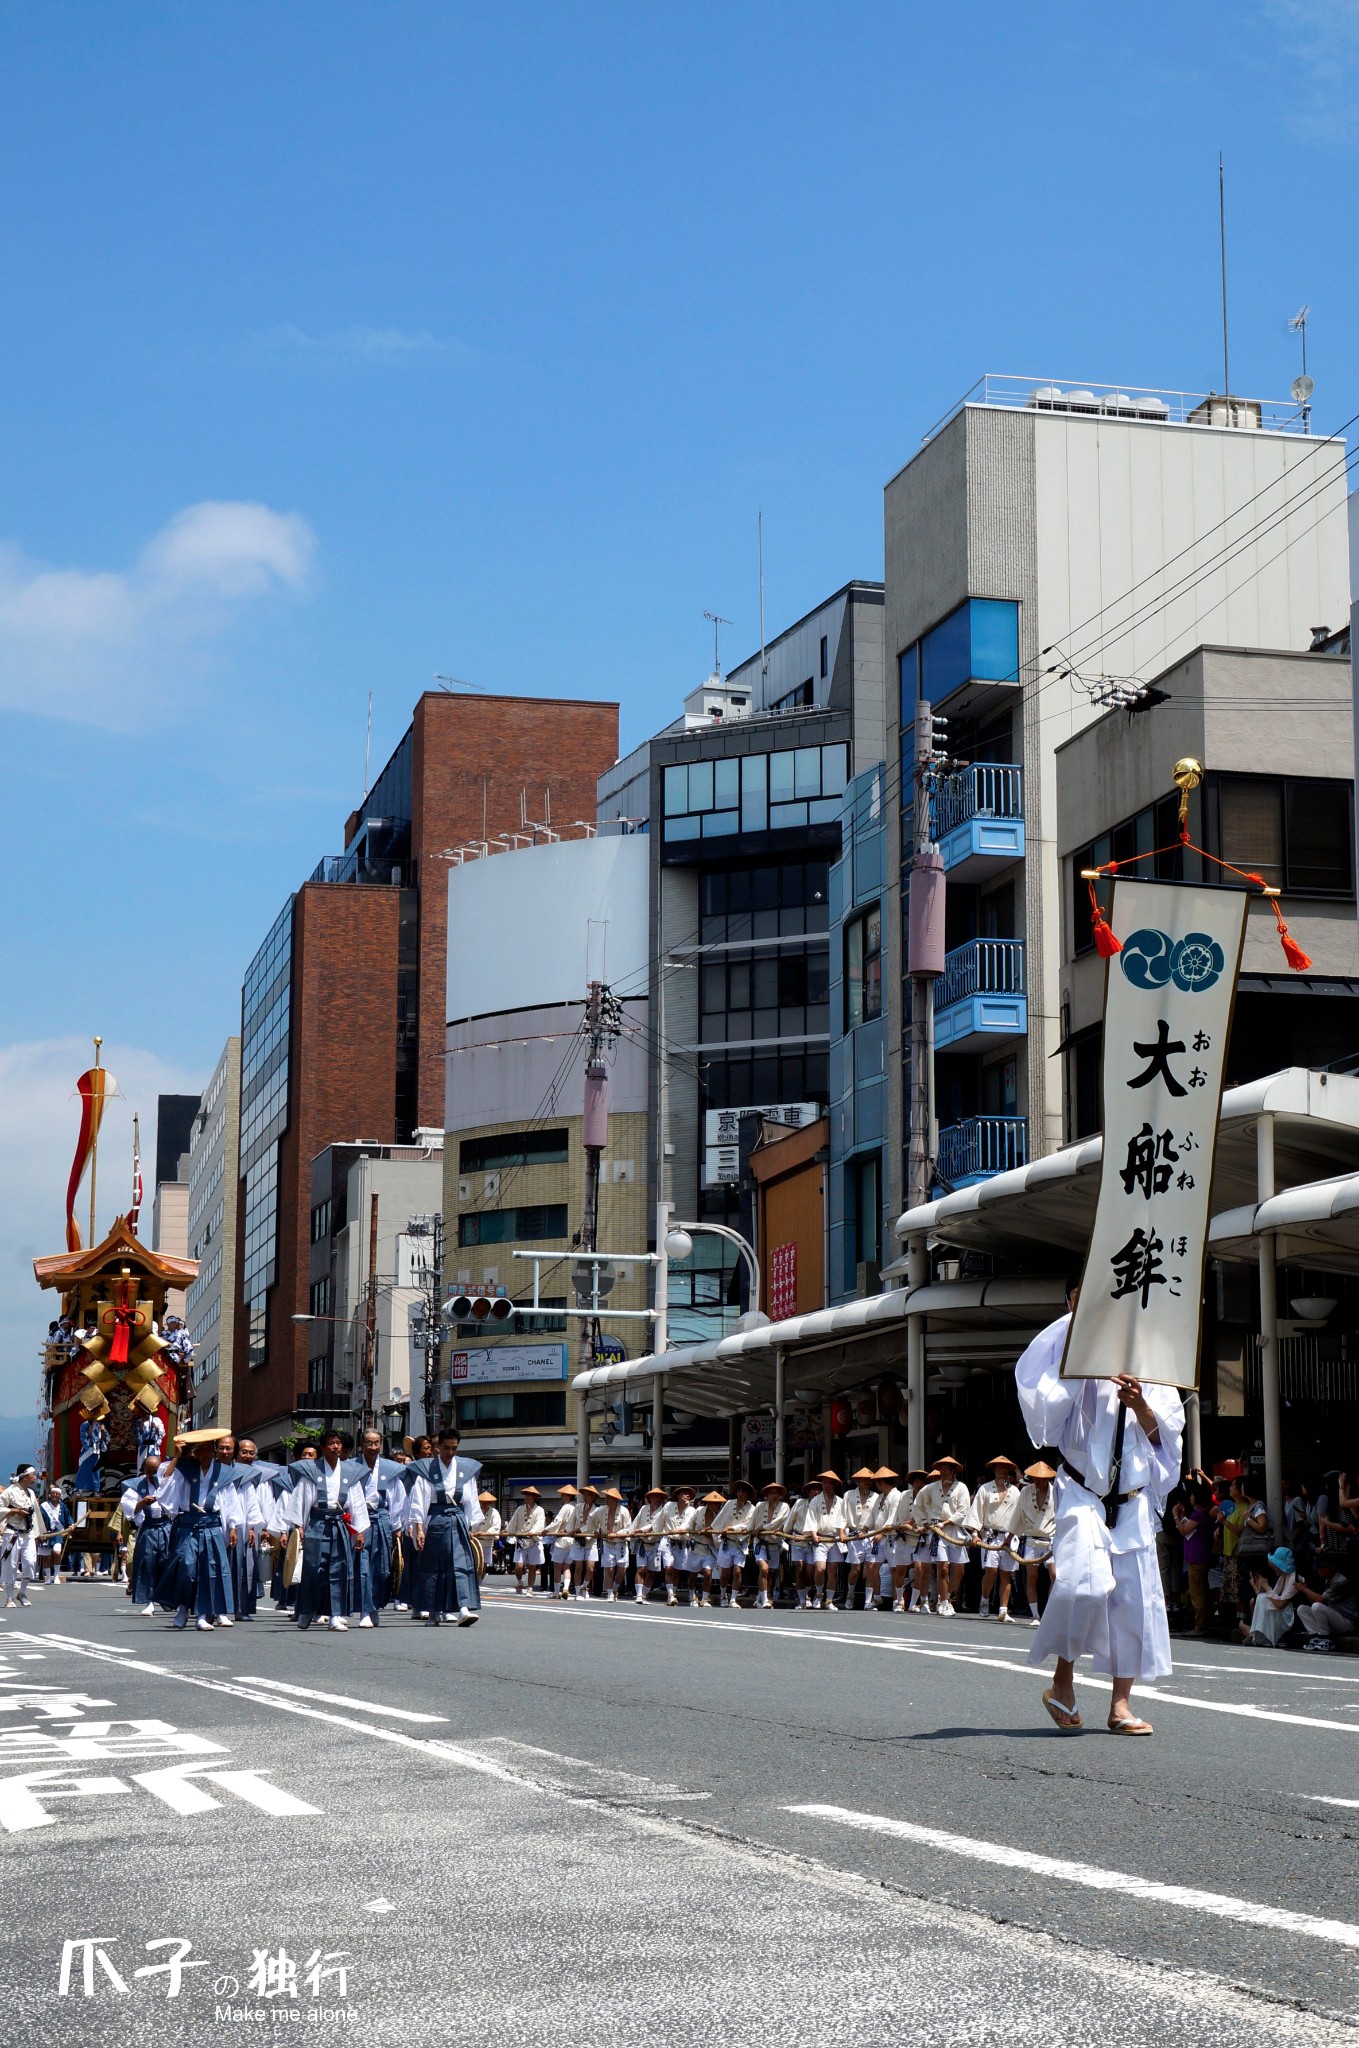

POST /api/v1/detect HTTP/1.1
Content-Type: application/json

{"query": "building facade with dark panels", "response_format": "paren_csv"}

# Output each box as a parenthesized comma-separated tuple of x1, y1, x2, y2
(232, 690, 620, 1448)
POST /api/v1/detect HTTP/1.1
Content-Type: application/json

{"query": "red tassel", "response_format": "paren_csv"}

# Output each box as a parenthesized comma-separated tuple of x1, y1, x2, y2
(1093, 913, 1122, 958)
(1279, 926, 1312, 972)
(1271, 897, 1312, 972)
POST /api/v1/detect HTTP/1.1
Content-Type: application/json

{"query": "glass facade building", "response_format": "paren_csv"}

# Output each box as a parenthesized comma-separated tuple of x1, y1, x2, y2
(828, 767, 888, 1301)
(240, 899, 293, 1373)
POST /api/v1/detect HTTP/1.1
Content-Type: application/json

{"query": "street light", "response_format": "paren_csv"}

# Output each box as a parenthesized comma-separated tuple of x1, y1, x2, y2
(661, 1216, 767, 1332)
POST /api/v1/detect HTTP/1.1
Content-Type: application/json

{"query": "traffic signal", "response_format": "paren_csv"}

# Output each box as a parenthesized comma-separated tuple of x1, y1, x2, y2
(443, 1289, 516, 1326)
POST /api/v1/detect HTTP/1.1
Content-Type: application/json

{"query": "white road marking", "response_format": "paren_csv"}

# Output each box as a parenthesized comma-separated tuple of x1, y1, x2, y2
(472, 1735, 710, 1801)
(0, 1768, 128, 1830)
(18, 1624, 1359, 2002)
(363, 1897, 396, 1913)
(787, 1802, 1359, 1951)
(132, 1761, 322, 1818)
(1306, 1795, 1359, 1810)
(510, 1603, 1359, 1734)
(234, 1676, 448, 1723)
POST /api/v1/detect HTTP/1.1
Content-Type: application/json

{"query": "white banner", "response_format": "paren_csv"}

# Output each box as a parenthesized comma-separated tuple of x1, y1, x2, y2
(448, 1344, 568, 1386)
(1064, 879, 1248, 1389)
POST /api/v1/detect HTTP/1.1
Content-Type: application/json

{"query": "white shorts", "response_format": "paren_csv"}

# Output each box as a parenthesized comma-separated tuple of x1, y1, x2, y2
(568, 1541, 597, 1565)
(716, 1541, 748, 1572)
(647, 1539, 674, 1571)
(934, 1539, 969, 1566)
(754, 1541, 783, 1570)
(601, 1540, 629, 1570)
(812, 1542, 844, 1569)
(844, 1537, 875, 1565)
(682, 1546, 714, 1575)
(1021, 1537, 1052, 1562)
(550, 1539, 573, 1563)
(981, 1545, 1019, 1573)
(514, 1541, 544, 1567)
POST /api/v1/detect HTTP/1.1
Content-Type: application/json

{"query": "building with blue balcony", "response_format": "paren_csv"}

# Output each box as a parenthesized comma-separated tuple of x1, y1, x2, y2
(883, 374, 1350, 1217)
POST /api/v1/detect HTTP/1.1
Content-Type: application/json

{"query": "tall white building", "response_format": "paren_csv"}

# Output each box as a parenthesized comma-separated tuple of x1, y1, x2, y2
(884, 376, 1351, 1214)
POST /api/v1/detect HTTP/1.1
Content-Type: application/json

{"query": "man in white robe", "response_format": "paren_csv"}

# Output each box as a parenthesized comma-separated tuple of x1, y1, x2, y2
(1015, 1296, 1183, 1735)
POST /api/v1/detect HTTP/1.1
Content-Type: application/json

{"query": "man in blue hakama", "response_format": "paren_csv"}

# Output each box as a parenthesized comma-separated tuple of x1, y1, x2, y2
(153, 1428, 242, 1631)
(119, 1453, 174, 1615)
(284, 1431, 370, 1632)
(403, 1424, 485, 1627)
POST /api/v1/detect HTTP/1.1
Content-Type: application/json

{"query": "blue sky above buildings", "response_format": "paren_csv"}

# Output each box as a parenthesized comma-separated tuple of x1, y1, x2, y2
(0, 1, 1355, 1400)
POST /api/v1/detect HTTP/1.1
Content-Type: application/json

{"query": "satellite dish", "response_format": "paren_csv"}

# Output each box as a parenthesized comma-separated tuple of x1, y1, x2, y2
(1292, 374, 1314, 404)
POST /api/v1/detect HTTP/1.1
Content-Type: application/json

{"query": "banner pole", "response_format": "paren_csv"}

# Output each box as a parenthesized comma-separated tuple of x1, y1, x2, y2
(89, 1036, 102, 1247)
(1256, 1114, 1284, 1544)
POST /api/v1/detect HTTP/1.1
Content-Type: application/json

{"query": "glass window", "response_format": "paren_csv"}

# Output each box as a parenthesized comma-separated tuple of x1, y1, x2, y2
(742, 789, 768, 834)
(898, 646, 919, 722)
(666, 814, 701, 842)
(460, 1129, 569, 1171)
(701, 810, 738, 837)
(969, 598, 1020, 683)
(741, 754, 766, 797)
(770, 801, 808, 829)
(714, 757, 740, 807)
(701, 965, 724, 1014)
(794, 747, 821, 799)
(844, 905, 882, 1026)
(822, 743, 849, 796)
(1286, 779, 1353, 893)
(1218, 777, 1284, 888)
(459, 1203, 568, 1248)
(920, 604, 971, 701)
(663, 765, 688, 815)
(808, 798, 841, 825)
(769, 751, 795, 802)
(728, 962, 752, 1011)
(687, 760, 714, 812)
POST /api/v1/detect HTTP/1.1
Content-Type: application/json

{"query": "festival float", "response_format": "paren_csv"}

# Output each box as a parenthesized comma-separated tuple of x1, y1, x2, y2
(33, 1042, 199, 1549)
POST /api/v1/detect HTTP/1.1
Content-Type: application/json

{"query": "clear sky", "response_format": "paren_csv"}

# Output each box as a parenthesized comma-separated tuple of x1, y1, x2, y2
(1, 2, 1355, 1409)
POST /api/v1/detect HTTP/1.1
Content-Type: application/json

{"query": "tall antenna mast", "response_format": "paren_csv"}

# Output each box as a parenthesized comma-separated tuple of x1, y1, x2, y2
(363, 689, 373, 799)
(758, 512, 768, 701)
(1289, 305, 1313, 431)
(1218, 152, 1231, 398)
(703, 610, 732, 681)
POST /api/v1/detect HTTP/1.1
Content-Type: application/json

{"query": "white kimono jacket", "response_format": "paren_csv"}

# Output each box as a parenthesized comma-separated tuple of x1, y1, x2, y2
(1015, 1311, 1183, 1680)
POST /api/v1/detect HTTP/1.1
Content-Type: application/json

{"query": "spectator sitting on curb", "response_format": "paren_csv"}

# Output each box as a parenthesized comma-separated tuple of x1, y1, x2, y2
(1241, 1546, 1297, 1649)
(1295, 1543, 1359, 1654)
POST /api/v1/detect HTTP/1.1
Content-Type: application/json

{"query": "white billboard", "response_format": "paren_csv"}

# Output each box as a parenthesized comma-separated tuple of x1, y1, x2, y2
(448, 1343, 568, 1386)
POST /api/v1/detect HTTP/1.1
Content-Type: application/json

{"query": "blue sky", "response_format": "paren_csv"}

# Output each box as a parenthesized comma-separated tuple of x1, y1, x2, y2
(0, 1, 1355, 1408)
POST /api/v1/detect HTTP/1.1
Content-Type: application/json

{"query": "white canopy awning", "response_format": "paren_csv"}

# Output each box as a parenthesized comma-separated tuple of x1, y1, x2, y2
(570, 1275, 1067, 1418)
(890, 1067, 1359, 1264)
(1210, 1170, 1359, 1273)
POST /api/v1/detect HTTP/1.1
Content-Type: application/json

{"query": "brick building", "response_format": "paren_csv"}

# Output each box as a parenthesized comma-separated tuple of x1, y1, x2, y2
(233, 690, 618, 1446)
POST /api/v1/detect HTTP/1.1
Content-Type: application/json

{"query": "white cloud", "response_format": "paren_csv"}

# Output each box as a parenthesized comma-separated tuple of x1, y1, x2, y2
(259, 323, 448, 363)
(1262, 0, 1359, 140)
(0, 1036, 206, 1416)
(0, 500, 315, 725)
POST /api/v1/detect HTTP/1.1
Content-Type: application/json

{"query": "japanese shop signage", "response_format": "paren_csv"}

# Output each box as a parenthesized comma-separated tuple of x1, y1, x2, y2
(1064, 879, 1248, 1389)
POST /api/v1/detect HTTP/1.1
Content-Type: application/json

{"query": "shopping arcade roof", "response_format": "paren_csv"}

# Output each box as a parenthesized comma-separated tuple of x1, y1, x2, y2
(888, 1068, 1359, 1266)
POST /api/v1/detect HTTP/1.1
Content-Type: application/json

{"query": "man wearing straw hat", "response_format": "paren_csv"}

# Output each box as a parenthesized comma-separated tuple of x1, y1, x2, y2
(1016, 1461, 1057, 1626)
(119, 1453, 173, 1616)
(752, 1480, 788, 1608)
(504, 1485, 547, 1596)
(967, 1455, 1024, 1622)
(915, 1456, 971, 1617)
(543, 1485, 580, 1599)
(586, 1486, 633, 1601)
(683, 1491, 725, 1608)
(838, 1466, 878, 1612)
(712, 1478, 759, 1608)
(568, 1483, 602, 1600)
(630, 1485, 670, 1604)
(0, 1465, 44, 1609)
(806, 1471, 847, 1611)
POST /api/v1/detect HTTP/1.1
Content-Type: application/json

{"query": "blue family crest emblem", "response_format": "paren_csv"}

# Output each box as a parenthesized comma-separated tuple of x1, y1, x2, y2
(1121, 927, 1225, 995)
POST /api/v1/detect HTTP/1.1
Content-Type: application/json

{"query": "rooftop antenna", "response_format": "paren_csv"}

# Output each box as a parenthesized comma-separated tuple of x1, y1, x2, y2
(1289, 305, 1313, 431)
(758, 512, 768, 702)
(703, 610, 732, 682)
(363, 689, 373, 799)
(1218, 153, 1230, 399)
(433, 672, 488, 693)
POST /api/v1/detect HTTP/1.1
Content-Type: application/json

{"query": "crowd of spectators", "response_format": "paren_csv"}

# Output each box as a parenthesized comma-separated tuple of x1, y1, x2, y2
(1159, 1463, 1359, 1654)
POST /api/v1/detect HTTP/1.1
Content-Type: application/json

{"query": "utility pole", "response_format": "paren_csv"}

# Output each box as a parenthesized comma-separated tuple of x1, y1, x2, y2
(577, 980, 623, 1485)
(906, 701, 950, 1467)
(362, 1191, 379, 1432)
(411, 1213, 444, 1439)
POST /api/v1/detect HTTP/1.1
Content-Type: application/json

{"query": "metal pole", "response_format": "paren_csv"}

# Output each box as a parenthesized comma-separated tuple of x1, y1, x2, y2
(906, 1233, 927, 1472)
(1184, 1391, 1202, 1473)
(651, 1197, 669, 1491)
(364, 1191, 379, 1432)
(89, 1036, 103, 1246)
(774, 1346, 786, 1486)
(1256, 1114, 1283, 1542)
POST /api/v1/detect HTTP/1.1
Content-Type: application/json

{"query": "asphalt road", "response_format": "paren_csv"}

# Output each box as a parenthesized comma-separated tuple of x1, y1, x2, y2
(3, 1577, 1358, 2046)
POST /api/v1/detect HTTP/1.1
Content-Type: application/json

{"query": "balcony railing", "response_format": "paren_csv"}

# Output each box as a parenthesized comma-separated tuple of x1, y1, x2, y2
(934, 937, 1025, 1011)
(936, 1115, 1029, 1187)
(931, 764, 1023, 838)
(309, 853, 412, 887)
